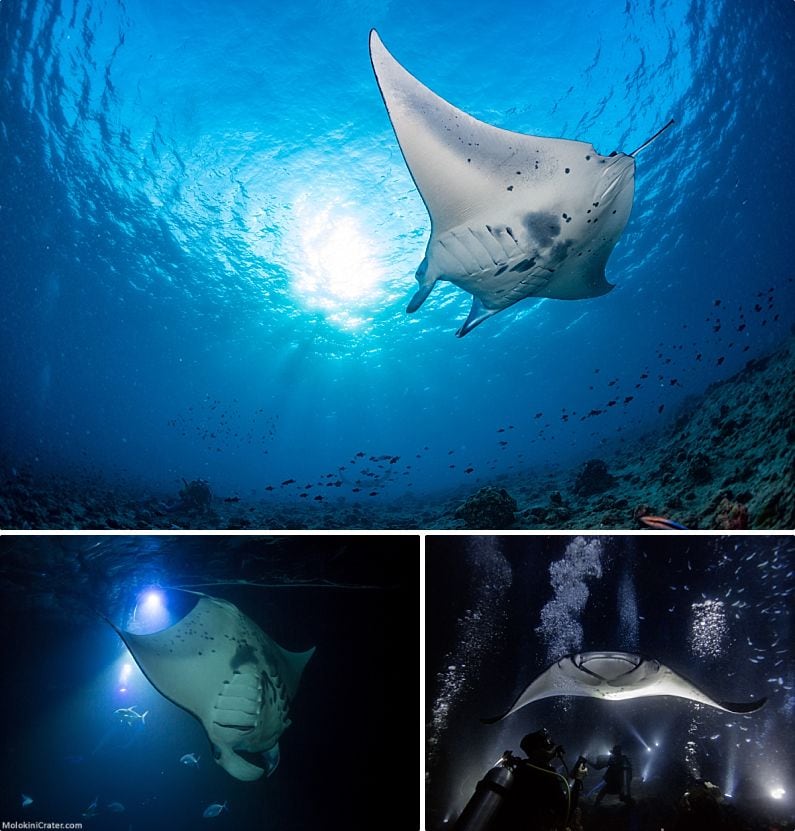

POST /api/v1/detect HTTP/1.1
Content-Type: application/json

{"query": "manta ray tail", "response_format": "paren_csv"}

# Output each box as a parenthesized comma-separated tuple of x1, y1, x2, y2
(719, 697, 767, 714)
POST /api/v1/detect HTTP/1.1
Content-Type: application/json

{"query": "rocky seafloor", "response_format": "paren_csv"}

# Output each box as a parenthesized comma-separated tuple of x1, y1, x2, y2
(2, 337, 793, 531)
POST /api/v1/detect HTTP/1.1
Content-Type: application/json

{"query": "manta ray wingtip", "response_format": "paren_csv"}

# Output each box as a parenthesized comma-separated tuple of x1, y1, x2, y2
(720, 697, 767, 714)
(368, 28, 385, 56)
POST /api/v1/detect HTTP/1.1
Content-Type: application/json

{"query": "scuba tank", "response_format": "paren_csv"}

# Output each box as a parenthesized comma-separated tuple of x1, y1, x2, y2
(453, 752, 516, 831)
(569, 755, 588, 816)
(618, 755, 633, 798)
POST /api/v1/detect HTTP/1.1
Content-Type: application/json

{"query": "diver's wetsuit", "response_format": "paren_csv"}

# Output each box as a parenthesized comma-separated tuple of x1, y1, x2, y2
(494, 757, 569, 831)
(590, 749, 633, 806)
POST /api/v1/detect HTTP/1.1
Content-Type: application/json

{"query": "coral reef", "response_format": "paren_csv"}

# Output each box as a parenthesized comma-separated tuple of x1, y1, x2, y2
(685, 451, 712, 485)
(573, 459, 616, 497)
(454, 486, 517, 529)
(713, 496, 749, 530)
(177, 478, 213, 514)
(0, 337, 793, 530)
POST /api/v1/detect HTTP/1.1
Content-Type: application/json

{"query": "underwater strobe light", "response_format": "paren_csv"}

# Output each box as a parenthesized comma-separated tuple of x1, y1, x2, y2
(141, 589, 164, 611)
(118, 661, 132, 693)
(769, 786, 786, 800)
(132, 587, 170, 633)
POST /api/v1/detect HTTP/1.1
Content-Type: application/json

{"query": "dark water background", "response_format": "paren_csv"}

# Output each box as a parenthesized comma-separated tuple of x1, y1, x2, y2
(425, 535, 795, 828)
(0, 535, 418, 830)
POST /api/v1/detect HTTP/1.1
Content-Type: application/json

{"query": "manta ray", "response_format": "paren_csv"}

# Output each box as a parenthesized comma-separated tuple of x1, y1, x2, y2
(369, 30, 673, 336)
(104, 591, 315, 781)
(482, 651, 766, 723)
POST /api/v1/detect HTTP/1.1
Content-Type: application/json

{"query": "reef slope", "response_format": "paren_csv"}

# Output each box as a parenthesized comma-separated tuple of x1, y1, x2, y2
(1, 338, 793, 530)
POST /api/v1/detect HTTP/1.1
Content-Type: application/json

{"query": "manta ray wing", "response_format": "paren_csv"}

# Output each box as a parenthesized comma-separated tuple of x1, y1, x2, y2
(104, 592, 315, 781)
(369, 30, 636, 336)
(483, 651, 765, 722)
(648, 663, 766, 714)
(481, 654, 599, 723)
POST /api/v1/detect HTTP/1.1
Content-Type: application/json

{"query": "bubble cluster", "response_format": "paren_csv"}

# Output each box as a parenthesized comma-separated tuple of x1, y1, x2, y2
(618, 569, 639, 650)
(428, 538, 512, 767)
(536, 536, 604, 662)
(689, 599, 727, 659)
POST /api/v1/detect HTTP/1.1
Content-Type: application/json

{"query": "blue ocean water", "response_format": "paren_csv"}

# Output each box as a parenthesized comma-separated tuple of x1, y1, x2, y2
(1, 0, 794, 504)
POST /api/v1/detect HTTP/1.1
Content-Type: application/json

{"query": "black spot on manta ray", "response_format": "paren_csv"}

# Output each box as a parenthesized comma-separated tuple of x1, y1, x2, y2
(523, 212, 561, 247)
(506, 185, 514, 191)
(550, 239, 574, 261)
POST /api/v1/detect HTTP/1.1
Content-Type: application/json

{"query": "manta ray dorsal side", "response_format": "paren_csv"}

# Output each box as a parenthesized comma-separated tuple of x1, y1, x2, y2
(369, 30, 645, 337)
(482, 651, 766, 723)
(105, 592, 315, 781)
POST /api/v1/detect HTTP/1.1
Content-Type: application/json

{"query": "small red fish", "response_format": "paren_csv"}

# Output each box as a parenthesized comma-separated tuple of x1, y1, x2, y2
(639, 516, 689, 530)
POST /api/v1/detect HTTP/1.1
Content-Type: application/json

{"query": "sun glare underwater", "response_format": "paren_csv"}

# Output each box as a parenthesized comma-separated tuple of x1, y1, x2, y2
(1, 0, 794, 527)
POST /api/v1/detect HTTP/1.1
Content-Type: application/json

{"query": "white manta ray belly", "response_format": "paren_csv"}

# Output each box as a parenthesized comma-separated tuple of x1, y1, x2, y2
(103, 592, 314, 782)
(209, 664, 292, 781)
(369, 30, 642, 337)
(482, 651, 766, 722)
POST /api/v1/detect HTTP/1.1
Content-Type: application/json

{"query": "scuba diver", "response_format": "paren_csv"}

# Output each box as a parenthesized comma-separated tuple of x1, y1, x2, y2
(676, 777, 725, 828)
(568, 755, 589, 827)
(454, 729, 574, 831)
(587, 744, 634, 806)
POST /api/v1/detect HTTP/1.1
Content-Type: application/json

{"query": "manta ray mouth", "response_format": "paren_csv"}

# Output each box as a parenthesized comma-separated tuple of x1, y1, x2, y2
(573, 652, 645, 682)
